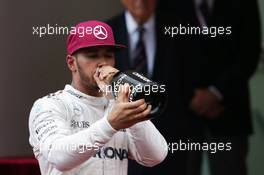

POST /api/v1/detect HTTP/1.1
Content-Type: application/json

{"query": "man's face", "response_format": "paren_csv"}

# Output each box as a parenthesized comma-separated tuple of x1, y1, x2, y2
(121, 0, 157, 24)
(72, 46, 115, 90)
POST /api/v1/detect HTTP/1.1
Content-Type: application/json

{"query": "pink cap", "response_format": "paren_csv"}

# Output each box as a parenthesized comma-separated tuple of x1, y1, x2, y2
(67, 20, 126, 55)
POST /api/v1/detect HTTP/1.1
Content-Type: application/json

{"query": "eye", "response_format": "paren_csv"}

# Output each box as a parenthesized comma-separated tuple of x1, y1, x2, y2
(85, 53, 99, 59)
(105, 54, 114, 58)
(104, 52, 114, 58)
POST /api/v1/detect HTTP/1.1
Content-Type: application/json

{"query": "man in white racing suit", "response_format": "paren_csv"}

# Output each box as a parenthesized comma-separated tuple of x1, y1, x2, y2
(28, 20, 168, 175)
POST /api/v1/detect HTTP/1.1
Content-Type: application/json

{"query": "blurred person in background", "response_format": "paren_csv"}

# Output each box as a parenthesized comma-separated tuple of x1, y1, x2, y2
(157, 0, 261, 174)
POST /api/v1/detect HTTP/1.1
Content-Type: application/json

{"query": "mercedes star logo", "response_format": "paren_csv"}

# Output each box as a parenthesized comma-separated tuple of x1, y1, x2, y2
(93, 25, 108, 40)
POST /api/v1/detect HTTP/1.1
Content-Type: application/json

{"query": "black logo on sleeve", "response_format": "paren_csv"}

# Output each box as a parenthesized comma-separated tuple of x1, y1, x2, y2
(93, 147, 128, 161)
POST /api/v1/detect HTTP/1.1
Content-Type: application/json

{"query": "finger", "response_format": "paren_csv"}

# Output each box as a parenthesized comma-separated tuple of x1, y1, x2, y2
(94, 67, 108, 91)
(99, 73, 104, 80)
(122, 99, 145, 109)
(127, 102, 148, 115)
(99, 66, 116, 80)
(132, 105, 152, 122)
(135, 102, 148, 113)
(122, 83, 130, 102)
(98, 66, 109, 80)
(95, 67, 100, 74)
(118, 100, 146, 116)
(142, 104, 152, 117)
(99, 70, 106, 80)
(93, 67, 99, 80)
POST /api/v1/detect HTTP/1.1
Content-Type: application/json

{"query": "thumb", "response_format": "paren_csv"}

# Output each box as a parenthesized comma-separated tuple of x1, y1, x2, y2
(117, 83, 130, 102)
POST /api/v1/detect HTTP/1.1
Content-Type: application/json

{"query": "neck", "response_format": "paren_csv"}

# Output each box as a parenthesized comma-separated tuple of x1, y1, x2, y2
(129, 12, 154, 26)
(134, 17, 148, 26)
(71, 80, 103, 97)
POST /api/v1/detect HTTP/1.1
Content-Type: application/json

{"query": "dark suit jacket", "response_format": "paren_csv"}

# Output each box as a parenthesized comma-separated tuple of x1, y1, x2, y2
(173, 0, 261, 136)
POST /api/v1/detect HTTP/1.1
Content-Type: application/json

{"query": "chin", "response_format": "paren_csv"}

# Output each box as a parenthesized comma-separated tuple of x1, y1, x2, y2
(88, 83, 99, 90)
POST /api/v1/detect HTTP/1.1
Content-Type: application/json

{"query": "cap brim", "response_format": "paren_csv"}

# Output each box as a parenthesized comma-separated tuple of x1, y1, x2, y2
(89, 43, 127, 51)
(113, 44, 127, 50)
(69, 43, 127, 55)
(93, 43, 127, 51)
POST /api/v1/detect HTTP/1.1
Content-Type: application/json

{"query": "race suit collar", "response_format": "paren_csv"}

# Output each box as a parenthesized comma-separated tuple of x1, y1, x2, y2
(64, 84, 109, 106)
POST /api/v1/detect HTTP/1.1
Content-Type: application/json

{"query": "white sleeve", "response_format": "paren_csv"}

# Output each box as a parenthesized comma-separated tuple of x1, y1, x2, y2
(28, 98, 117, 172)
(127, 120, 168, 167)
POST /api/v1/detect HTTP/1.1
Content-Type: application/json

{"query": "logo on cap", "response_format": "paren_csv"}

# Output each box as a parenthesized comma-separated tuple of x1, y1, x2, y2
(93, 25, 108, 40)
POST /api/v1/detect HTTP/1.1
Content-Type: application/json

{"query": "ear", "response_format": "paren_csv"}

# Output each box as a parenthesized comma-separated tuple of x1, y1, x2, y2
(66, 55, 77, 72)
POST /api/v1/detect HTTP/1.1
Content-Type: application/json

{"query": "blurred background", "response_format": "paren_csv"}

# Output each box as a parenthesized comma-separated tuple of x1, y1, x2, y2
(0, 0, 263, 175)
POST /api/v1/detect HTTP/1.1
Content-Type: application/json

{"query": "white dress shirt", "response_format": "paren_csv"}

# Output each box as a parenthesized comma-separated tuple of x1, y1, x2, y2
(125, 11, 156, 77)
